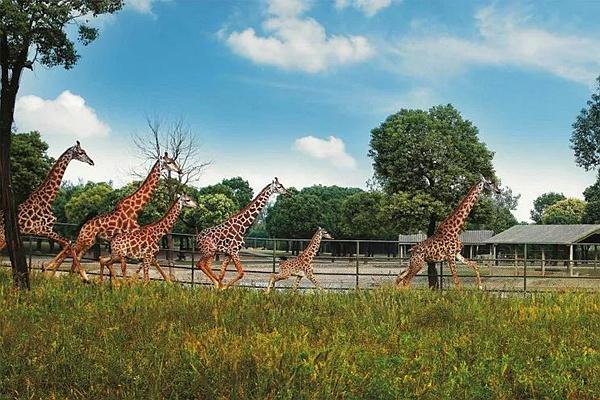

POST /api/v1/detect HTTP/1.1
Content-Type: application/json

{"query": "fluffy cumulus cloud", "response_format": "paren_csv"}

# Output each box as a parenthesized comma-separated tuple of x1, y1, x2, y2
(14, 91, 110, 138)
(335, 0, 393, 17)
(224, 0, 373, 73)
(393, 5, 600, 84)
(294, 135, 356, 168)
(126, 0, 168, 15)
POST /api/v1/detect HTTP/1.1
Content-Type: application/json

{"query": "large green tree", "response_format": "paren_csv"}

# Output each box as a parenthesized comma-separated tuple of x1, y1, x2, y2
(541, 198, 586, 224)
(0, 0, 123, 289)
(221, 177, 253, 209)
(531, 192, 566, 223)
(571, 76, 600, 170)
(64, 182, 114, 225)
(10, 131, 54, 204)
(368, 105, 497, 287)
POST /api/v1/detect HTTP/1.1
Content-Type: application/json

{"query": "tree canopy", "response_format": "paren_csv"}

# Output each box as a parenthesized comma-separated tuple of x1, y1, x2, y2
(571, 76, 600, 171)
(531, 192, 566, 223)
(10, 131, 54, 204)
(541, 198, 586, 225)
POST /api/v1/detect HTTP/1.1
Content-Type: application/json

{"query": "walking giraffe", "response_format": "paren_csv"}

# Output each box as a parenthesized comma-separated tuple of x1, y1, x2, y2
(396, 176, 500, 289)
(99, 194, 197, 284)
(196, 177, 291, 289)
(44, 153, 182, 281)
(266, 227, 333, 293)
(0, 141, 94, 279)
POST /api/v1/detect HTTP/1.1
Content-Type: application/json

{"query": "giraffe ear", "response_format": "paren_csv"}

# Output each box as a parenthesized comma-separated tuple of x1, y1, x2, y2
(76, 140, 81, 148)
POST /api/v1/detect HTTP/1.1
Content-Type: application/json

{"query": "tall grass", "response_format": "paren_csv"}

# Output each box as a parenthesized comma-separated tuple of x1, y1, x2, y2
(1, 271, 600, 399)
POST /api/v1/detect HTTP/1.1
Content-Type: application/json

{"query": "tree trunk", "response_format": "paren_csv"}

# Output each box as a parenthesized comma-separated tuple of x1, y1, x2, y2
(0, 84, 29, 289)
(426, 215, 438, 289)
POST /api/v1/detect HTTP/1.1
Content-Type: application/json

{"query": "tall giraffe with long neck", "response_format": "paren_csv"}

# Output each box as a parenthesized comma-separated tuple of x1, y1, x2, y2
(44, 153, 182, 281)
(266, 227, 333, 293)
(99, 194, 197, 283)
(0, 141, 94, 279)
(396, 176, 500, 289)
(196, 177, 291, 289)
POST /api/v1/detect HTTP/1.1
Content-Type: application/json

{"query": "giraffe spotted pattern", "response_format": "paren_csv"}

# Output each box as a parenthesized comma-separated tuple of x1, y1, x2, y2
(266, 227, 333, 292)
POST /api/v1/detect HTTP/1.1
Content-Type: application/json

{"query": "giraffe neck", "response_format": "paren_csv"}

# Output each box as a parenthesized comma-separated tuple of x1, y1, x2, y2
(117, 160, 161, 217)
(227, 184, 273, 235)
(299, 230, 323, 262)
(30, 148, 73, 203)
(436, 182, 484, 236)
(150, 198, 183, 236)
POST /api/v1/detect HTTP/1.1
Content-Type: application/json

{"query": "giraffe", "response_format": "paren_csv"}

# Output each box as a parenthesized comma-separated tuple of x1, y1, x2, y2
(266, 227, 333, 293)
(44, 152, 182, 281)
(195, 177, 291, 289)
(99, 194, 197, 284)
(0, 141, 94, 279)
(396, 176, 500, 289)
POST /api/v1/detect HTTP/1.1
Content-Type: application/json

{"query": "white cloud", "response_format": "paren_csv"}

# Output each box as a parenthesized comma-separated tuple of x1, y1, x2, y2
(294, 135, 356, 168)
(126, 0, 161, 14)
(224, 0, 373, 73)
(335, 0, 394, 17)
(14, 91, 110, 138)
(392, 5, 600, 84)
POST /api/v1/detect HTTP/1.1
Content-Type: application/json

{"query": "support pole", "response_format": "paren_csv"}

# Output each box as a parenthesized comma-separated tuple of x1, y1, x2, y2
(523, 244, 527, 292)
(355, 241, 360, 289)
(541, 247, 545, 277)
(569, 244, 574, 277)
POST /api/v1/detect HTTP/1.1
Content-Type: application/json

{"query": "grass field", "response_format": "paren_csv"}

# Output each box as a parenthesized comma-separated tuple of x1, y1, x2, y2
(1, 272, 600, 399)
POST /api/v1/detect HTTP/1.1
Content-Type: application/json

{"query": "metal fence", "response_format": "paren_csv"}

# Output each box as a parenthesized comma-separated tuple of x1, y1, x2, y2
(2, 223, 600, 292)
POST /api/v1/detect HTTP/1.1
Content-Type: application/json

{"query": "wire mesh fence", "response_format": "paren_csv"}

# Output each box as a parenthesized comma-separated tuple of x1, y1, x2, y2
(2, 223, 600, 292)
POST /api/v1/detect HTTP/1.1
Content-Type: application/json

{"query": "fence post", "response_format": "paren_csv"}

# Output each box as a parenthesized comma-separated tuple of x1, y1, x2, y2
(191, 235, 195, 287)
(523, 244, 527, 293)
(355, 240, 360, 289)
(272, 239, 277, 273)
(27, 235, 33, 272)
(569, 244, 574, 277)
(439, 261, 443, 292)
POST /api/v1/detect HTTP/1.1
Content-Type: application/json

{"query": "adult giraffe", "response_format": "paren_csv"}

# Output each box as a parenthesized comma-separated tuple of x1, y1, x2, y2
(396, 176, 500, 289)
(44, 153, 182, 281)
(196, 177, 291, 289)
(0, 141, 94, 279)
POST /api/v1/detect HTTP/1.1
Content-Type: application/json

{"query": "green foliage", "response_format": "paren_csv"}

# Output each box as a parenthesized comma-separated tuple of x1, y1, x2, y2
(368, 105, 498, 233)
(584, 201, 600, 224)
(221, 177, 254, 209)
(340, 191, 392, 239)
(571, 76, 600, 170)
(541, 198, 587, 225)
(9, 131, 54, 204)
(0, 0, 123, 71)
(64, 182, 114, 224)
(185, 193, 237, 232)
(531, 192, 567, 223)
(2, 272, 600, 399)
(266, 186, 362, 238)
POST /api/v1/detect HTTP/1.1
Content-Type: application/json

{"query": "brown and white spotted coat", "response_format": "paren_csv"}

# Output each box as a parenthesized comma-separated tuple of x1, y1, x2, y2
(396, 176, 500, 289)
(195, 177, 291, 289)
(44, 153, 182, 281)
(99, 194, 197, 283)
(266, 227, 333, 293)
(0, 141, 94, 279)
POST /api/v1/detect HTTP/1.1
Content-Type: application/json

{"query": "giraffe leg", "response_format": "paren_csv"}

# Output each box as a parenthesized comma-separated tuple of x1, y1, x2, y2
(305, 268, 322, 290)
(217, 256, 231, 283)
(121, 259, 128, 278)
(40, 232, 70, 274)
(152, 259, 170, 282)
(292, 274, 303, 291)
(196, 257, 220, 287)
(221, 254, 244, 290)
(396, 254, 424, 287)
(456, 253, 482, 290)
(266, 271, 291, 293)
(447, 255, 461, 289)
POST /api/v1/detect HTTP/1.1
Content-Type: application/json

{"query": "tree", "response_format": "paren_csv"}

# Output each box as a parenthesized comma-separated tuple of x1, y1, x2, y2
(368, 105, 497, 287)
(531, 192, 566, 223)
(541, 198, 586, 224)
(10, 131, 54, 204)
(0, 0, 123, 289)
(340, 191, 394, 239)
(221, 177, 253, 209)
(184, 193, 237, 232)
(571, 76, 600, 170)
(64, 182, 114, 225)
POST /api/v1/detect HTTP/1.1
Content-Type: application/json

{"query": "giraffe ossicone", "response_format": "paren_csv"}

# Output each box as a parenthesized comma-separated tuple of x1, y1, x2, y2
(266, 227, 333, 293)
(396, 176, 500, 289)
(195, 177, 291, 289)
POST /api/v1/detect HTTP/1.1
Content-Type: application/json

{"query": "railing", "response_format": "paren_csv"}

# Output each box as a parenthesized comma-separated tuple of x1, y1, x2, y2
(1, 224, 600, 292)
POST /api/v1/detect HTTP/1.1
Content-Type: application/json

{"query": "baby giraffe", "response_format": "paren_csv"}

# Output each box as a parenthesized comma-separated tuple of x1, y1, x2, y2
(266, 227, 333, 293)
(99, 194, 197, 284)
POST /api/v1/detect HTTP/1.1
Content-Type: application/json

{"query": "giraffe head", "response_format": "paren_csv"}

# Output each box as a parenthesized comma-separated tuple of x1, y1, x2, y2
(270, 177, 292, 196)
(179, 194, 198, 208)
(161, 152, 183, 175)
(480, 175, 501, 194)
(70, 141, 94, 165)
(319, 227, 334, 240)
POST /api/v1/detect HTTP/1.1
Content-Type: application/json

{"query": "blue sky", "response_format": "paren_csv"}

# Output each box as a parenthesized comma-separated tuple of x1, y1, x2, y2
(15, 0, 600, 221)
